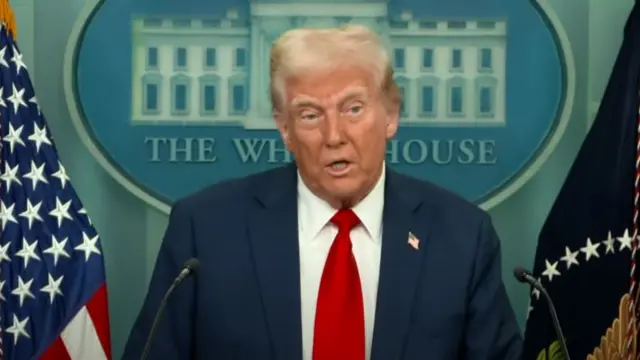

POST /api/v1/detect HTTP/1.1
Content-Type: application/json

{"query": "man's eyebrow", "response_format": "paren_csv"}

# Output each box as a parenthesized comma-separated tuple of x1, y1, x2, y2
(291, 95, 321, 108)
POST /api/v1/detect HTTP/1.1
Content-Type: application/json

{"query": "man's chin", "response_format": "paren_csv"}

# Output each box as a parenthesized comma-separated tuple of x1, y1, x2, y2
(321, 182, 366, 208)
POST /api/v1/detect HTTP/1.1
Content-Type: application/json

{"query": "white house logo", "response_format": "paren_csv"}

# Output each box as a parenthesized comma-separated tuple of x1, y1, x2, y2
(63, 0, 575, 214)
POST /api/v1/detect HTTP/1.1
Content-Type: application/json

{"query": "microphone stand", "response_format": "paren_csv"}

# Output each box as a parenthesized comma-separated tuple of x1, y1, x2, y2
(140, 258, 200, 360)
(514, 267, 571, 360)
(140, 277, 181, 360)
(538, 284, 570, 360)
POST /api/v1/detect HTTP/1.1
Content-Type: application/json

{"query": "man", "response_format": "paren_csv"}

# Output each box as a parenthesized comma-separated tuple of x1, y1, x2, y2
(122, 24, 523, 359)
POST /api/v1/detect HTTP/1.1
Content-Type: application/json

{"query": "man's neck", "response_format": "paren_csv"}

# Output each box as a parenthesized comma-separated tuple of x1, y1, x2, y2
(299, 163, 385, 209)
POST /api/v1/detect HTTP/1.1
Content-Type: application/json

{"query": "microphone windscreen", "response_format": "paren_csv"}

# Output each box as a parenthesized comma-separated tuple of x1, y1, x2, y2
(513, 267, 530, 283)
(184, 258, 201, 274)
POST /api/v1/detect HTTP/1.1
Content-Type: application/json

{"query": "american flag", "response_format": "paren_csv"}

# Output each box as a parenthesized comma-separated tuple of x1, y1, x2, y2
(407, 232, 419, 250)
(0, 15, 112, 360)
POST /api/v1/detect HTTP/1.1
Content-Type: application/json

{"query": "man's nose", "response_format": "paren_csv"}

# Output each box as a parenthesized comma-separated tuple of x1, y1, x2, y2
(324, 112, 346, 147)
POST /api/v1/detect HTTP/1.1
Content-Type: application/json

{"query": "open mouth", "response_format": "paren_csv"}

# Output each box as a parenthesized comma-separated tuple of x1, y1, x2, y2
(326, 160, 352, 176)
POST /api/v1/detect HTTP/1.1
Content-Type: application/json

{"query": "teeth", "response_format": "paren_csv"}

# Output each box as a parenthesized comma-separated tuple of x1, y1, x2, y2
(331, 161, 347, 169)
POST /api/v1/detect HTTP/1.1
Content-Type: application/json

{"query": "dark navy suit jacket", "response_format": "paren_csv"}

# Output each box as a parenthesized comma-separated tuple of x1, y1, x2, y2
(122, 163, 523, 359)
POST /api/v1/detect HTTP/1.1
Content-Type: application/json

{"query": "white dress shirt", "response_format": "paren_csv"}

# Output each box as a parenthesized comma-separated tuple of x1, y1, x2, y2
(297, 169, 385, 360)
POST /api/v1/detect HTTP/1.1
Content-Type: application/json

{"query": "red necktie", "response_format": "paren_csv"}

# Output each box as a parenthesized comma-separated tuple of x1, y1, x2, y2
(312, 208, 365, 360)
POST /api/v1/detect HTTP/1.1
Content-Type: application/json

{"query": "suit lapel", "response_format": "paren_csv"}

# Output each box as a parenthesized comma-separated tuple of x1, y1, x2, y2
(247, 164, 302, 360)
(371, 169, 427, 360)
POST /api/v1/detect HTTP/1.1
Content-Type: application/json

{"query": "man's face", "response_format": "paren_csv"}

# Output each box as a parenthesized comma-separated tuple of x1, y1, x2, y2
(275, 66, 398, 207)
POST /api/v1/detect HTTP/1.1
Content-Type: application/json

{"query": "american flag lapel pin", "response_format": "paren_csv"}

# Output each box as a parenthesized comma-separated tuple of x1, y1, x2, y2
(408, 231, 420, 250)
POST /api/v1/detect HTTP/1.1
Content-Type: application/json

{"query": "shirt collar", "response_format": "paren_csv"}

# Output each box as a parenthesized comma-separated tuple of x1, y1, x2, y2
(297, 164, 385, 243)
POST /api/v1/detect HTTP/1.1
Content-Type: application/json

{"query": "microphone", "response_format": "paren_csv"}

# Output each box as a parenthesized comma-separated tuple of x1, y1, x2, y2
(174, 258, 200, 286)
(140, 258, 200, 360)
(513, 267, 570, 360)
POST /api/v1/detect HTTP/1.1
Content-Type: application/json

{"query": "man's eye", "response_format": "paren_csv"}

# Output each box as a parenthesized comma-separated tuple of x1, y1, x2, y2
(345, 104, 364, 116)
(300, 112, 320, 121)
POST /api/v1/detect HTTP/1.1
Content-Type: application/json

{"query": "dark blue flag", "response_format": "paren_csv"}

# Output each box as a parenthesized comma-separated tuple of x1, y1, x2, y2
(0, 4, 112, 359)
(522, 2, 640, 359)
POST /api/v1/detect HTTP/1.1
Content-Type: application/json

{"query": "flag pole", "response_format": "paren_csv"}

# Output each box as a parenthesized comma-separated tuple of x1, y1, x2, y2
(0, 2, 15, 358)
(628, 97, 640, 360)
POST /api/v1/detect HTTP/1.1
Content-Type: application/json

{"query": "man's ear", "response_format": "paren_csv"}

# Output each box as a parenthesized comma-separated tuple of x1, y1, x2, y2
(385, 104, 399, 140)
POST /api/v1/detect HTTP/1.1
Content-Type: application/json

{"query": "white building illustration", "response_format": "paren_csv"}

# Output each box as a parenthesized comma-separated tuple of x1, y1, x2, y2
(130, 2, 507, 129)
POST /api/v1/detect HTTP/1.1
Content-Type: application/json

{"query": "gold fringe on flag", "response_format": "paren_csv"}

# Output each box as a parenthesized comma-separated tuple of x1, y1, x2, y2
(0, 0, 16, 40)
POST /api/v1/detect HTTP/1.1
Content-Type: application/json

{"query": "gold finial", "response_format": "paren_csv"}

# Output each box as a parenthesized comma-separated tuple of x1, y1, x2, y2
(0, 0, 17, 40)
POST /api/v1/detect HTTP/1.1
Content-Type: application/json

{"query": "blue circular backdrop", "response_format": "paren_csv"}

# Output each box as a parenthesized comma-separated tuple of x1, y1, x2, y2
(72, 0, 565, 206)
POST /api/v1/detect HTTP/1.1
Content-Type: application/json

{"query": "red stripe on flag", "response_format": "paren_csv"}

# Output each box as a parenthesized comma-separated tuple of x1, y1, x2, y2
(40, 337, 72, 360)
(87, 283, 112, 360)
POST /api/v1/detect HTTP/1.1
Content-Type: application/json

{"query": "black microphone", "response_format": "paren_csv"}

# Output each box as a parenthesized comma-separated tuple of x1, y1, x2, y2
(513, 267, 570, 360)
(140, 258, 200, 360)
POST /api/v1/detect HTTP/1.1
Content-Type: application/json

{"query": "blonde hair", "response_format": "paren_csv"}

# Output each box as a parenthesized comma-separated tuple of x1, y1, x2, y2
(269, 24, 400, 113)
